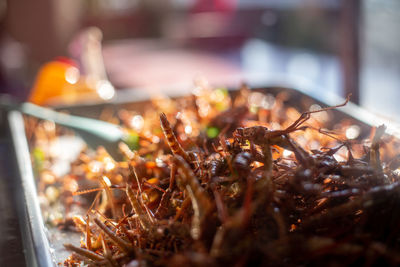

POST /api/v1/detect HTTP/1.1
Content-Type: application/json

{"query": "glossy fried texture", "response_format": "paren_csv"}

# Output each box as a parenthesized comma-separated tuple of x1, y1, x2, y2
(29, 86, 400, 267)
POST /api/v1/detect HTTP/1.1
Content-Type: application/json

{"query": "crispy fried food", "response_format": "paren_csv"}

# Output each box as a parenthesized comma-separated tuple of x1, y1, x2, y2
(29, 86, 400, 266)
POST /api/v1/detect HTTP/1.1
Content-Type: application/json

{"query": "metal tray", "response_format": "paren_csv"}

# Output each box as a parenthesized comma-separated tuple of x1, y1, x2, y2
(8, 83, 400, 266)
(6, 110, 54, 267)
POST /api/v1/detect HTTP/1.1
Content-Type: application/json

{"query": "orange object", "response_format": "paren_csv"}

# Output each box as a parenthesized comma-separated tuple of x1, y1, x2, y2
(29, 57, 99, 105)
(29, 58, 80, 105)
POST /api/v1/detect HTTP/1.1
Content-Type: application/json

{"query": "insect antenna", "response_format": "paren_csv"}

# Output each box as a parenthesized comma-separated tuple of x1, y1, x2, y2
(160, 112, 191, 164)
(285, 94, 351, 132)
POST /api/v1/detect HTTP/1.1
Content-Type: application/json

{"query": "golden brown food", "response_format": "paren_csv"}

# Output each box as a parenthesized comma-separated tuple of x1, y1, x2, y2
(29, 85, 400, 266)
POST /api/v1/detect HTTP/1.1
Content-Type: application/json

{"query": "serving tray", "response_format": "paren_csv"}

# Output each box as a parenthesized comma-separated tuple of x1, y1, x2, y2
(8, 84, 400, 266)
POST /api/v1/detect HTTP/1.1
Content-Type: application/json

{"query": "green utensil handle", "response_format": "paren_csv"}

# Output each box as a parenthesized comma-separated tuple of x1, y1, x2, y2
(21, 102, 123, 143)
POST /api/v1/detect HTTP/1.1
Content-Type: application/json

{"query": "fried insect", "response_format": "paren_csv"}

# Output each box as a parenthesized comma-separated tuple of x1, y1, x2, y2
(154, 161, 176, 219)
(173, 155, 214, 240)
(160, 112, 191, 164)
(64, 243, 104, 262)
(93, 217, 135, 255)
(31, 86, 400, 267)
(126, 184, 154, 230)
(233, 95, 351, 149)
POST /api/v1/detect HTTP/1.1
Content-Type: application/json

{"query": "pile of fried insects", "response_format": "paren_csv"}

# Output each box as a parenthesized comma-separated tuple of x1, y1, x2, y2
(28, 84, 400, 266)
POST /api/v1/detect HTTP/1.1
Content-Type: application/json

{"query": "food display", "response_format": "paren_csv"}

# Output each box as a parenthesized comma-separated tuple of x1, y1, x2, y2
(27, 84, 400, 266)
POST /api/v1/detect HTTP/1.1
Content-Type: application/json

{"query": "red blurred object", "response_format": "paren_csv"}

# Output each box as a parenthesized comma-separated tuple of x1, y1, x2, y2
(186, 0, 244, 49)
(191, 0, 238, 14)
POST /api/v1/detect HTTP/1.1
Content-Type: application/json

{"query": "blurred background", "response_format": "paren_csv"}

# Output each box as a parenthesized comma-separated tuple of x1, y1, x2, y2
(0, 0, 399, 121)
